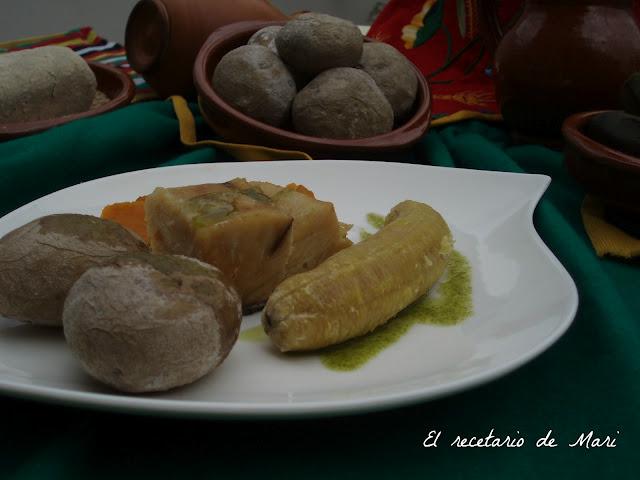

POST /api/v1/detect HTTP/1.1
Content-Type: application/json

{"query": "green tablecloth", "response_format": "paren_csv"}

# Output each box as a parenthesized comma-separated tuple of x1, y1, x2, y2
(1, 102, 638, 479)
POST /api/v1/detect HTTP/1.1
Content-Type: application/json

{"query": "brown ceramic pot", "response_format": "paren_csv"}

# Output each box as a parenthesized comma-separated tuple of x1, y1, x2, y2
(125, 0, 287, 98)
(479, 0, 640, 136)
(194, 21, 432, 159)
(562, 111, 640, 221)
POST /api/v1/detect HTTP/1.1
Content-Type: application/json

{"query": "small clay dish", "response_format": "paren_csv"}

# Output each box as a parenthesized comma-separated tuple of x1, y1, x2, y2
(562, 111, 640, 222)
(193, 20, 432, 159)
(0, 62, 136, 141)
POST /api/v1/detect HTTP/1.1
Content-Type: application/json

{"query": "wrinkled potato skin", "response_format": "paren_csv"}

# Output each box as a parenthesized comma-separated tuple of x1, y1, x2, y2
(0, 214, 147, 326)
(359, 42, 418, 122)
(292, 67, 394, 139)
(63, 253, 242, 393)
(212, 45, 296, 127)
(248, 26, 310, 89)
(275, 13, 363, 76)
(247, 26, 282, 54)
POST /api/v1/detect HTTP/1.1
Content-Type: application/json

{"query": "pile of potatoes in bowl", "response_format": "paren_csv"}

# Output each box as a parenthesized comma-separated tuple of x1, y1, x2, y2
(211, 13, 419, 140)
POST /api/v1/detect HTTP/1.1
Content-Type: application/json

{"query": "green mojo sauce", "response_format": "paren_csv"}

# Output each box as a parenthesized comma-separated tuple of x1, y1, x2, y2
(239, 325, 268, 342)
(319, 249, 472, 371)
(239, 212, 473, 372)
(359, 213, 385, 240)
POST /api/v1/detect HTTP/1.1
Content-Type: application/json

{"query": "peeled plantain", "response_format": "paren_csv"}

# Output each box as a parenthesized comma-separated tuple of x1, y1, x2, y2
(262, 200, 453, 352)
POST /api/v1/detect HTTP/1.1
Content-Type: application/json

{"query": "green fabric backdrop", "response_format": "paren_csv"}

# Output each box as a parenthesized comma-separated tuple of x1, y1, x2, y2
(0, 102, 637, 479)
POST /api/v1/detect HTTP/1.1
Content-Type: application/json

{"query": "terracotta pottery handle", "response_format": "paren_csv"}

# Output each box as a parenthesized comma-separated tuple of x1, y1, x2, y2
(477, 0, 505, 55)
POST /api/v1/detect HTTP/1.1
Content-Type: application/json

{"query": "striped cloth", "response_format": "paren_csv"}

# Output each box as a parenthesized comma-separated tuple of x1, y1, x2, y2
(0, 26, 157, 102)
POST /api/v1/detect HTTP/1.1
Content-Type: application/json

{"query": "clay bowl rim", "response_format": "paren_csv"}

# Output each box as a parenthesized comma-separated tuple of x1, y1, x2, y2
(562, 110, 640, 173)
(0, 62, 136, 141)
(193, 20, 432, 152)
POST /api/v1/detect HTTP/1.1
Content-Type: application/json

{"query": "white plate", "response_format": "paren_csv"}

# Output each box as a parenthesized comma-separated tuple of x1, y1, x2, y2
(0, 161, 578, 418)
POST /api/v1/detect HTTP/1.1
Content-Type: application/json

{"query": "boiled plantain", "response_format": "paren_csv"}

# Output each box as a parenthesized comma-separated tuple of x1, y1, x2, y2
(262, 200, 453, 352)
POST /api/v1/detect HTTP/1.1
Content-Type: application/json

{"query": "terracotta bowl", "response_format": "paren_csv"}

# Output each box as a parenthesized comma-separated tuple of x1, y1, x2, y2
(562, 110, 640, 220)
(193, 20, 432, 159)
(0, 62, 136, 141)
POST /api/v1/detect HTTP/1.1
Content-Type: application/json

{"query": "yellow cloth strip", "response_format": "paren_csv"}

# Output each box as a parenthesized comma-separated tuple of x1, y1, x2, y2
(431, 110, 503, 127)
(170, 96, 313, 161)
(55, 38, 90, 47)
(0, 28, 96, 50)
(86, 29, 98, 43)
(581, 195, 640, 258)
(87, 51, 126, 62)
(0, 31, 67, 49)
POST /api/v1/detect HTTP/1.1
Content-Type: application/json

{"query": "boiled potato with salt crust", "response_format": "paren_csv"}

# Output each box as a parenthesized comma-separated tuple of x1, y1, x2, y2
(247, 25, 282, 54)
(360, 42, 418, 122)
(292, 67, 393, 139)
(0, 214, 147, 326)
(212, 45, 296, 127)
(63, 253, 242, 393)
(275, 13, 363, 76)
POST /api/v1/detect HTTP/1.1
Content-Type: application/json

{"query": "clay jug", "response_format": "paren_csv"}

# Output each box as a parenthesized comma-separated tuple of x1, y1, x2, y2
(479, 0, 640, 135)
(126, 0, 288, 98)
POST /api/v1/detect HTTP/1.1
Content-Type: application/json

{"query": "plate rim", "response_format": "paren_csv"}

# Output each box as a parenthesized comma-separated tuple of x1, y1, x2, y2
(0, 161, 579, 418)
